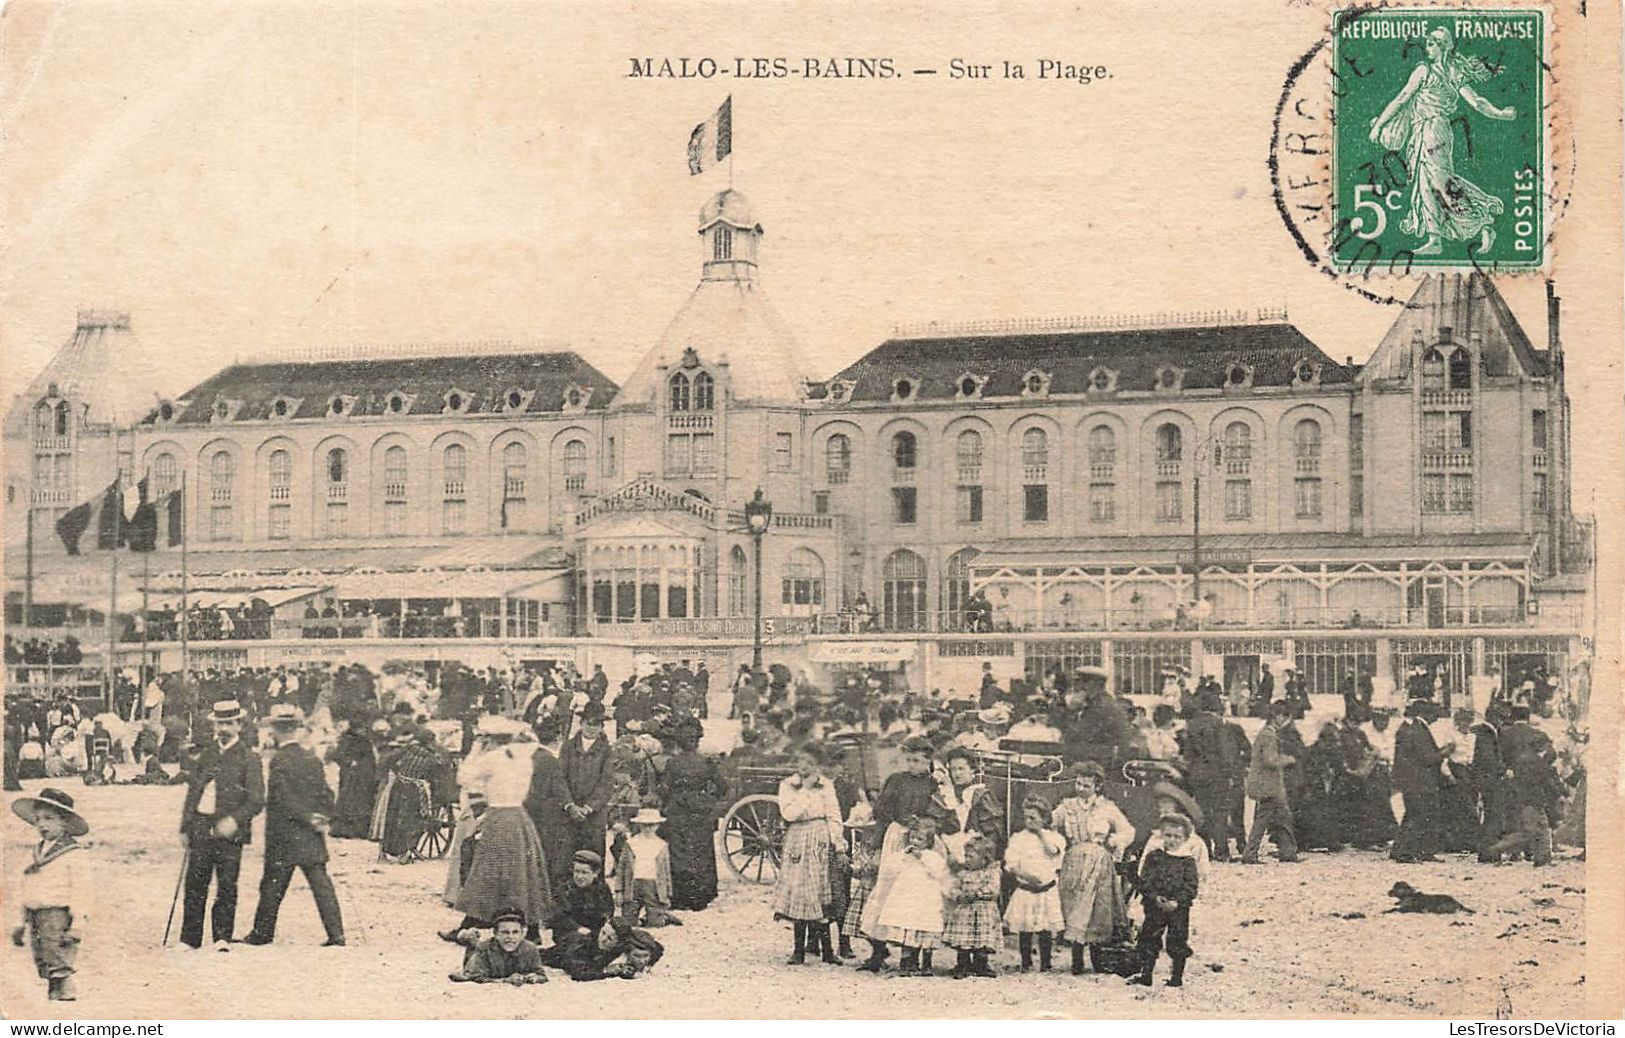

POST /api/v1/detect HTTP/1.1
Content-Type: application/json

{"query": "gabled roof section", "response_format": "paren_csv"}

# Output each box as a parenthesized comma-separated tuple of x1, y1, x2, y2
(1361, 274, 1546, 382)
(150, 351, 619, 425)
(828, 321, 1353, 403)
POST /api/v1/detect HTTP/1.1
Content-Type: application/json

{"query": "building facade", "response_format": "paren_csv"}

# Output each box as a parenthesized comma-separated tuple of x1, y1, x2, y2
(3, 190, 1593, 703)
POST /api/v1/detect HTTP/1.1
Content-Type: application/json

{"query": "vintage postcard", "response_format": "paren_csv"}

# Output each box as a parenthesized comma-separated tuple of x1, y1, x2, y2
(1, 0, 1619, 1022)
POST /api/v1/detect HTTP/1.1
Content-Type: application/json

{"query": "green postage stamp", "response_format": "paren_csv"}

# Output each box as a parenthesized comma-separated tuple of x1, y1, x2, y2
(1332, 7, 1545, 272)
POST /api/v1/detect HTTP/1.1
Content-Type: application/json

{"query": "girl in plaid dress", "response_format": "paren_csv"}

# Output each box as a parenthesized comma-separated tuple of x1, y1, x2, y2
(943, 834, 1001, 978)
(1054, 761, 1135, 974)
(772, 744, 845, 964)
(842, 802, 881, 965)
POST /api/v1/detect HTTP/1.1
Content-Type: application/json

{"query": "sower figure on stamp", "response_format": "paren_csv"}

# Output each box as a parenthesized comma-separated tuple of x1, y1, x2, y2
(244, 704, 346, 947)
(179, 699, 265, 951)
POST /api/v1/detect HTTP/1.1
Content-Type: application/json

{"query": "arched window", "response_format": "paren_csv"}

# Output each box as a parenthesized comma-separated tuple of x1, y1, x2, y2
(713, 225, 733, 262)
(153, 453, 179, 496)
(825, 434, 851, 484)
(669, 373, 690, 412)
(892, 431, 917, 471)
(34, 403, 52, 438)
(267, 450, 291, 494)
(1294, 418, 1322, 461)
(943, 547, 982, 630)
(326, 447, 348, 486)
(563, 440, 587, 493)
(53, 402, 69, 438)
(882, 548, 928, 631)
(956, 430, 983, 479)
(1448, 347, 1471, 390)
(1021, 428, 1049, 473)
(781, 548, 825, 608)
(208, 450, 235, 541)
(441, 444, 468, 534)
(1155, 423, 1183, 463)
(1222, 421, 1252, 468)
(1088, 425, 1116, 474)
(502, 442, 528, 496)
(383, 446, 407, 493)
(1421, 348, 1446, 391)
(728, 545, 748, 617)
(692, 371, 715, 410)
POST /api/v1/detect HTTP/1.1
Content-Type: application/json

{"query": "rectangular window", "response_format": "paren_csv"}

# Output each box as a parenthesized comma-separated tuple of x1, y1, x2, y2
(1350, 475, 1364, 521)
(325, 502, 347, 539)
(1349, 413, 1364, 462)
(692, 433, 715, 474)
(443, 499, 465, 534)
(1088, 483, 1115, 523)
(268, 504, 290, 541)
(1422, 474, 1447, 514)
(1448, 474, 1474, 513)
(892, 486, 917, 525)
(384, 501, 407, 536)
(781, 577, 824, 606)
(1023, 484, 1049, 523)
(605, 436, 617, 476)
(501, 498, 526, 531)
(665, 433, 690, 474)
(957, 485, 983, 524)
(1532, 410, 1548, 450)
(209, 505, 233, 542)
(1532, 472, 1548, 513)
(773, 432, 793, 471)
(1155, 481, 1182, 522)
(1224, 479, 1252, 521)
(813, 491, 830, 515)
(1294, 477, 1323, 519)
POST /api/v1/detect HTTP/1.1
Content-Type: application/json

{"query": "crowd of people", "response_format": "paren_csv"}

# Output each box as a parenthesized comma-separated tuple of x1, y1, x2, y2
(3, 647, 1587, 1001)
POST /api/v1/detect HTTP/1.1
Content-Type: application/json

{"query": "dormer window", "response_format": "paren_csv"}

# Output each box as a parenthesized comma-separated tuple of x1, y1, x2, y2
(443, 389, 470, 415)
(504, 388, 530, 413)
(158, 401, 176, 423)
(563, 385, 591, 412)
(956, 374, 986, 400)
(210, 398, 242, 423)
(1293, 359, 1321, 387)
(827, 380, 854, 403)
(1224, 363, 1253, 389)
(273, 399, 289, 418)
(386, 392, 409, 414)
(892, 378, 917, 402)
(1022, 370, 1051, 397)
(1088, 367, 1118, 393)
(1154, 365, 1185, 392)
(328, 394, 355, 418)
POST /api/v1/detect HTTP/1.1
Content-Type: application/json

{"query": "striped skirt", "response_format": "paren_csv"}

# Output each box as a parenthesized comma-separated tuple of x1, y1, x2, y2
(943, 899, 1002, 951)
(843, 878, 876, 938)
(453, 806, 553, 927)
(772, 819, 834, 922)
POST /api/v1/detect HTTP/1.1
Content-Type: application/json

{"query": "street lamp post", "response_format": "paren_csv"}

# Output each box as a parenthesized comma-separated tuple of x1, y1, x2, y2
(1191, 435, 1223, 623)
(744, 488, 773, 671)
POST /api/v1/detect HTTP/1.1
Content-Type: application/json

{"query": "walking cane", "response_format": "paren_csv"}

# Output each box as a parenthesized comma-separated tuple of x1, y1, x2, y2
(162, 849, 189, 946)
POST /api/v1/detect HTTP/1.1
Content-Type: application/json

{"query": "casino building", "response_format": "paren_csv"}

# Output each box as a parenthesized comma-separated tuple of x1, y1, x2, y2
(3, 189, 1594, 706)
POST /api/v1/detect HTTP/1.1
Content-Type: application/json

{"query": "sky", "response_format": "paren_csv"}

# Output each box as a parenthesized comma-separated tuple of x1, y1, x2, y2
(0, 0, 1616, 502)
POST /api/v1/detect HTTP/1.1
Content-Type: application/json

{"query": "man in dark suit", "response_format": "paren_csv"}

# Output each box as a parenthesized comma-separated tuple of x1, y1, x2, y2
(1390, 700, 1453, 863)
(586, 664, 609, 705)
(242, 705, 345, 946)
(179, 700, 265, 950)
(524, 714, 576, 896)
(1182, 695, 1235, 860)
(1470, 704, 1509, 862)
(560, 701, 613, 859)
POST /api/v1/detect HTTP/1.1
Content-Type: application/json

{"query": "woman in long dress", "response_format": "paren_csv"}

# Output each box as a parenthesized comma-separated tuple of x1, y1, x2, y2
(1368, 26, 1518, 255)
(1052, 761, 1135, 973)
(771, 743, 845, 964)
(657, 718, 725, 911)
(329, 717, 384, 839)
(441, 716, 553, 938)
(370, 726, 445, 861)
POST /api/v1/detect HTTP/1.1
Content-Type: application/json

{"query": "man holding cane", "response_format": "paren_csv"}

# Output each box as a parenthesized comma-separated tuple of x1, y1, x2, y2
(178, 700, 264, 950)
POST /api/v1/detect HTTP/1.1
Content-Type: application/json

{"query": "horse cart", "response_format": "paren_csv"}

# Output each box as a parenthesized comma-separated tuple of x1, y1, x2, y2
(716, 733, 1179, 885)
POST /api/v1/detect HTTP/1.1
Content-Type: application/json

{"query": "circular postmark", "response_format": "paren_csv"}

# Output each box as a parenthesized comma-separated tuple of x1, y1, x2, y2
(1269, 2, 1573, 303)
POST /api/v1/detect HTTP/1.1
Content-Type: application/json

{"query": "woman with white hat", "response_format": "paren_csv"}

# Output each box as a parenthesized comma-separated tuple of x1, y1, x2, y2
(441, 715, 552, 940)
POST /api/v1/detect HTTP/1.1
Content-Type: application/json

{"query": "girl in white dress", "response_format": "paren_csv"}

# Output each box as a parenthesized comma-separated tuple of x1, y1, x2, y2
(1003, 796, 1066, 972)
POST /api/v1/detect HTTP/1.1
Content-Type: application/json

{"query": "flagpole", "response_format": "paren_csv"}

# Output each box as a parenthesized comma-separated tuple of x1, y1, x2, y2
(140, 540, 151, 686)
(179, 471, 189, 681)
(106, 442, 121, 709)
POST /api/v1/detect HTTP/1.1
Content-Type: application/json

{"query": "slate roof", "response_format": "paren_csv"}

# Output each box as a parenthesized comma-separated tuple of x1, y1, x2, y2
(826, 322, 1357, 403)
(151, 351, 619, 425)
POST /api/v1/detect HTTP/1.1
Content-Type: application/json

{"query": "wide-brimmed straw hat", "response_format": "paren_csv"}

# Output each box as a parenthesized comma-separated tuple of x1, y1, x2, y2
(11, 788, 89, 837)
(1150, 781, 1204, 828)
(265, 704, 305, 728)
(210, 700, 244, 723)
(630, 808, 666, 826)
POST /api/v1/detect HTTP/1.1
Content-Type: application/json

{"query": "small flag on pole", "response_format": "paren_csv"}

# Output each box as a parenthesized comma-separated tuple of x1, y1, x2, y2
(688, 96, 732, 175)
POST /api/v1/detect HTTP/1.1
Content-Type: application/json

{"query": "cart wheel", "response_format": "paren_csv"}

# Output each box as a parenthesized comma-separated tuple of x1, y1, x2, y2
(720, 793, 785, 885)
(416, 803, 455, 860)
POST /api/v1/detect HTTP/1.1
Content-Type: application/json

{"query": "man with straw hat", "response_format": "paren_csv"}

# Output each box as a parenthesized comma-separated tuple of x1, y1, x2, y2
(10, 788, 90, 1000)
(243, 705, 346, 947)
(178, 699, 265, 951)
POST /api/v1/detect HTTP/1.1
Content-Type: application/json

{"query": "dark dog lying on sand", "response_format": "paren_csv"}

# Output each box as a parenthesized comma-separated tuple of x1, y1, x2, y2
(1386, 881, 1474, 914)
